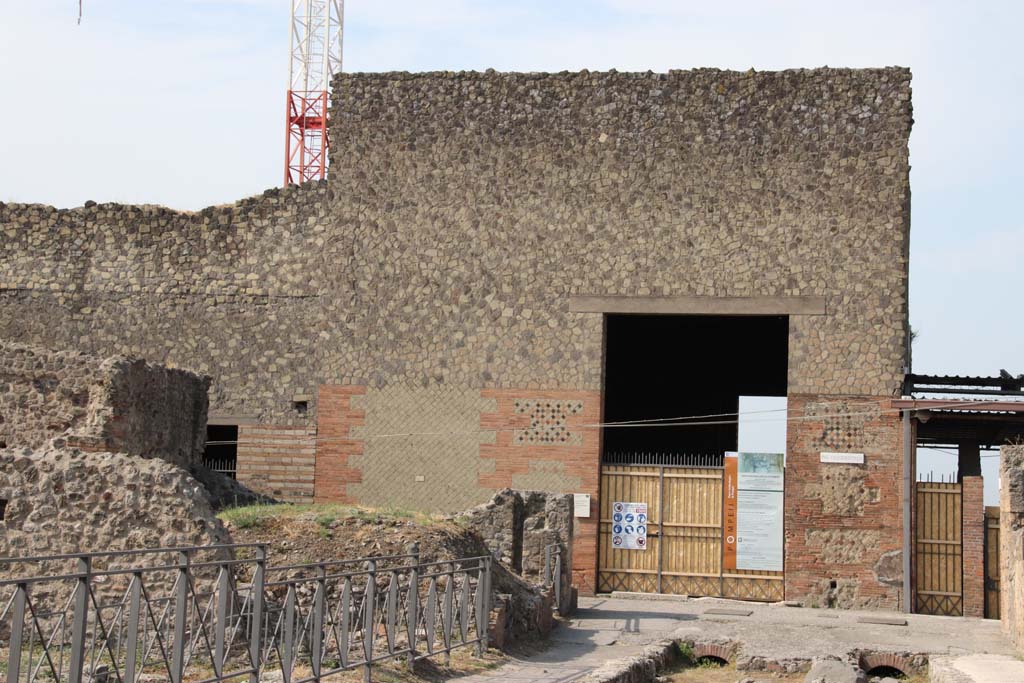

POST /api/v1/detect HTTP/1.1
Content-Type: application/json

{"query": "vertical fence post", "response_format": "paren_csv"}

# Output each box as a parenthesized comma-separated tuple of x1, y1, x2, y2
(249, 545, 267, 683)
(215, 562, 230, 679)
(474, 558, 486, 656)
(283, 585, 296, 683)
(364, 558, 376, 683)
(481, 556, 491, 653)
(657, 465, 665, 594)
(125, 572, 143, 683)
(7, 583, 27, 683)
(171, 550, 190, 683)
(312, 564, 326, 682)
(406, 552, 419, 671)
(554, 548, 562, 614)
(68, 555, 92, 683)
(544, 546, 551, 586)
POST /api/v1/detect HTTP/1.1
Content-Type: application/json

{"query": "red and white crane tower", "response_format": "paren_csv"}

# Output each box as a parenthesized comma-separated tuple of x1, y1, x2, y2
(285, 1, 344, 185)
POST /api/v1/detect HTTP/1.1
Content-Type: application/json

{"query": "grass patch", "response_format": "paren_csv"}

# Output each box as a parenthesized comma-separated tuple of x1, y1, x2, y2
(218, 503, 445, 528)
(662, 659, 804, 683)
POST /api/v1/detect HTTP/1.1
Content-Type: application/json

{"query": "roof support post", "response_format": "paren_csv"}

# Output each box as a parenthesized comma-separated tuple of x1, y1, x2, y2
(902, 409, 913, 614)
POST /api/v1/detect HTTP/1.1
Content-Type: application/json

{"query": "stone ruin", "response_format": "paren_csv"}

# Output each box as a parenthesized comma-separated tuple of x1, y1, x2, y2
(0, 339, 571, 645)
(0, 340, 232, 581)
(459, 488, 575, 615)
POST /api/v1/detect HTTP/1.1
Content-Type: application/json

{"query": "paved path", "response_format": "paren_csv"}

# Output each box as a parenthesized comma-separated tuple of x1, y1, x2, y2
(460, 595, 1016, 683)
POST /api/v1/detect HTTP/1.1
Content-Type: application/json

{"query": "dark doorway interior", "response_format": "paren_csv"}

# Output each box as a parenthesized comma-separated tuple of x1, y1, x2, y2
(203, 424, 239, 479)
(602, 314, 788, 457)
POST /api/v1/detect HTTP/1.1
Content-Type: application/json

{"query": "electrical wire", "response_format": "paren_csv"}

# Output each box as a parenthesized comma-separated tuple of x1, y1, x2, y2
(306, 398, 1013, 443)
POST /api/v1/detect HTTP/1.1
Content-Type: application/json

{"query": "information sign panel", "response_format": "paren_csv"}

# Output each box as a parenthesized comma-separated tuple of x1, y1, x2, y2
(611, 501, 648, 550)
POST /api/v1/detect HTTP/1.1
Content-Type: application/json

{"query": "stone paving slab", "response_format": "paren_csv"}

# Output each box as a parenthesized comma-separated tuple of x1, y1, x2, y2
(461, 596, 1015, 683)
(930, 654, 1024, 683)
(703, 608, 753, 616)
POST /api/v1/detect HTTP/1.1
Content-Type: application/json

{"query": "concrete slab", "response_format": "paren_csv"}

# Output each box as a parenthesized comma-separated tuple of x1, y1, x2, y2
(704, 608, 754, 616)
(856, 615, 908, 626)
(930, 654, 1024, 683)
(460, 596, 1015, 683)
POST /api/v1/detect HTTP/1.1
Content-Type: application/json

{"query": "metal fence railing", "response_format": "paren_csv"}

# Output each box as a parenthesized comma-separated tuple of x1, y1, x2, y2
(541, 544, 563, 614)
(0, 543, 491, 683)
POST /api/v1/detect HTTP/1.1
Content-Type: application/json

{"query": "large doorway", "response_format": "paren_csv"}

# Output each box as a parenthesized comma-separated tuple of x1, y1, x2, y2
(598, 315, 788, 599)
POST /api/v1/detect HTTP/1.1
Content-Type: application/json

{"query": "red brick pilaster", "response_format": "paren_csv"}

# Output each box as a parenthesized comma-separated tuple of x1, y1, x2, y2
(962, 475, 986, 618)
(479, 389, 602, 596)
(784, 394, 905, 609)
(313, 385, 366, 503)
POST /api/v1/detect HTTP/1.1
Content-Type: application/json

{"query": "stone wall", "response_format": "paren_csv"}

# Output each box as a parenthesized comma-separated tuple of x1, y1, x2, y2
(328, 69, 912, 398)
(1001, 445, 1024, 651)
(1, 68, 911, 416)
(0, 340, 209, 467)
(0, 446, 230, 604)
(1, 69, 912, 598)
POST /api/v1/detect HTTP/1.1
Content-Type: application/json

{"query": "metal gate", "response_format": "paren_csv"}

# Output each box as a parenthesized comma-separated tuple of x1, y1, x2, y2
(914, 480, 963, 616)
(597, 463, 783, 601)
(985, 506, 1000, 619)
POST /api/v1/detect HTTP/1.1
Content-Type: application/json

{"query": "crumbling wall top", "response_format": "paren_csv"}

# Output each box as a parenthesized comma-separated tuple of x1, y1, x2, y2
(0, 340, 210, 467)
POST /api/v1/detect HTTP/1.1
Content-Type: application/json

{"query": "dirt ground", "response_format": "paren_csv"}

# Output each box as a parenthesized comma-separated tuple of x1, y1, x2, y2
(662, 660, 803, 683)
(266, 648, 507, 683)
(220, 503, 487, 566)
(661, 659, 926, 683)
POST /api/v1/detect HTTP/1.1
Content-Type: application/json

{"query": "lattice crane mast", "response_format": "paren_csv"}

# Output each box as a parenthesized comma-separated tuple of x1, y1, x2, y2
(285, 1, 344, 185)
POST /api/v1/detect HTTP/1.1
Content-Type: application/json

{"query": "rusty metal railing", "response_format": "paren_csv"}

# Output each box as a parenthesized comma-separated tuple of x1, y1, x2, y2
(0, 543, 491, 683)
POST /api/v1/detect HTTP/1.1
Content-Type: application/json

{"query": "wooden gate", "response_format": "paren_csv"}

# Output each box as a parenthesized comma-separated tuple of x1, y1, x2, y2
(598, 464, 783, 601)
(985, 506, 1000, 619)
(914, 480, 963, 616)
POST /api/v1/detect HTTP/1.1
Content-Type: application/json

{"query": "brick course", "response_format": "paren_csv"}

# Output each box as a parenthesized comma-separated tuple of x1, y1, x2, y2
(236, 425, 316, 502)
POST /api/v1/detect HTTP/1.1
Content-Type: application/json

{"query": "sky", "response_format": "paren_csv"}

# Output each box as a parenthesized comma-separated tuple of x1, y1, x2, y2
(1, 1, 1021, 492)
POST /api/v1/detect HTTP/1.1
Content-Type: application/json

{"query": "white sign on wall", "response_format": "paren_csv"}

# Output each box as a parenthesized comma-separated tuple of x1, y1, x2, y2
(611, 501, 648, 550)
(820, 452, 865, 465)
(573, 493, 591, 517)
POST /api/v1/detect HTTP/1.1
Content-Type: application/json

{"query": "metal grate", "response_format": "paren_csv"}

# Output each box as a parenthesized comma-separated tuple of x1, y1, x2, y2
(601, 451, 724, 468)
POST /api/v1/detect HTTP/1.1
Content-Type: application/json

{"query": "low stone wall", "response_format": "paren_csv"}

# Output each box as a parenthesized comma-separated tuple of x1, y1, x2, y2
(1001, 445, 1024, 651)
(0, 446, 229, 605)
(0, 340, 209, 467)
(459, 489, 574, 613)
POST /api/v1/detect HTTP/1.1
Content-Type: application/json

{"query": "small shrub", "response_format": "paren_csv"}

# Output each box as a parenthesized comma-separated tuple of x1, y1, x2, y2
(676, 642, 694, 664)
(223, 507, 269, 529)
(315, 511, 338, 527)
(695, 656, 726, 669)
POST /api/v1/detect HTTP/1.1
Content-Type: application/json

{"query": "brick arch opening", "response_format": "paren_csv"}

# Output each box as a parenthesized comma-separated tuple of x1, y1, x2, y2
(692, 643, 735, 663)
(858, 652, 918, 678)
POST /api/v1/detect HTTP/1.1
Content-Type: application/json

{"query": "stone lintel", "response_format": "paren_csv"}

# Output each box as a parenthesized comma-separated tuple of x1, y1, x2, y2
(567, 295, 827, 316)
(208, 414, 260, 426)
